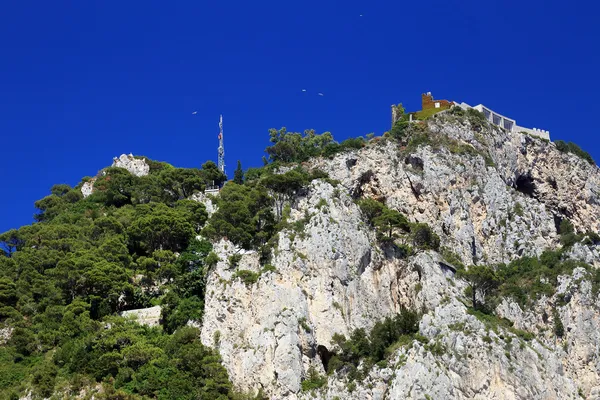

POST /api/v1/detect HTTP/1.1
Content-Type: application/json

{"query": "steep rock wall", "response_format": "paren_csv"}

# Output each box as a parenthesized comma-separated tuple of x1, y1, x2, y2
(200, 117, 600, 399)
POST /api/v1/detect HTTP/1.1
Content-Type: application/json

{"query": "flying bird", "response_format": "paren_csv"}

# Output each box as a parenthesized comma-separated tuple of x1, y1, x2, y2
(318, 93, 324, 96)
(359, 14, 363, 16)
(302, 89, 307, 92)
(192, 111, 197, 115)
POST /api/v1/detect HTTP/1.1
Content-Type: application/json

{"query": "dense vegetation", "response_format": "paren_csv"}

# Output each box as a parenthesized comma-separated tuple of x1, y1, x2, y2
(554, 140, 595, 165)
(0, 125, 388, 398)
(457, 246, 597, 315)
(0, 159, 253, 399)
(2, 108, 597, 398)
(357, 198, 440, 252)
(265, 127, 368, 163)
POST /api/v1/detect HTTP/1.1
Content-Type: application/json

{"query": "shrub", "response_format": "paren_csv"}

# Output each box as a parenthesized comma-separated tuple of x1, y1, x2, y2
(232, 270, 259, 286)
(328, 307, 421, 375)
(555, 140, 595, 165)
(410, 223, 440, 250)
(466, 108, 487, 130)
(228, 254, 243, 268)
(298, 317, 311, 333)
(205, 252, 220, 268)
(553, 308, 564, 338)
(301, 366, 327, 392)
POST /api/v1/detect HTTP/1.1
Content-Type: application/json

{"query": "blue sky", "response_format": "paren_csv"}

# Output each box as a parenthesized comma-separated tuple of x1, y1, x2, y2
(1, 0, 598, 233)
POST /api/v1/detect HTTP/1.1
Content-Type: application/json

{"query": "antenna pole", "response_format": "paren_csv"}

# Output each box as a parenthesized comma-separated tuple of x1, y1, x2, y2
(218, 115, 225, 176)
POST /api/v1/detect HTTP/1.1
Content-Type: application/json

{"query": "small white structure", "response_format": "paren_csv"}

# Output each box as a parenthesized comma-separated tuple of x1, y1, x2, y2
(454, 102, 550, 141)
(121, 305, 162, 327)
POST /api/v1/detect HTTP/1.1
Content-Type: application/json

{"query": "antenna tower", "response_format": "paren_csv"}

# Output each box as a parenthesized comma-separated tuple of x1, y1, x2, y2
(218, 115, 225, 175)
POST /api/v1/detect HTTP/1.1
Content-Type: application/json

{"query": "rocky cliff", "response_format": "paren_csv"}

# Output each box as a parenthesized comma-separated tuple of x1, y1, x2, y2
(199, 113, 600, 399)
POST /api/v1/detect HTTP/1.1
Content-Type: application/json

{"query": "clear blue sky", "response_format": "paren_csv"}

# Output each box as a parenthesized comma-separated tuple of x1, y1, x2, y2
(1, 0, 599, 233)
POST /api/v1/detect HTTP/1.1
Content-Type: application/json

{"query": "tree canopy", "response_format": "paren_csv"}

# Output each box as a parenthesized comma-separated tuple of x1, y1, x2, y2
(0, 158, 238, 399)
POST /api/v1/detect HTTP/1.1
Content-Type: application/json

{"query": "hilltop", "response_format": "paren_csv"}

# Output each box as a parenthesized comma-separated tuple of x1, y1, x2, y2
(1, 106, 599, 399)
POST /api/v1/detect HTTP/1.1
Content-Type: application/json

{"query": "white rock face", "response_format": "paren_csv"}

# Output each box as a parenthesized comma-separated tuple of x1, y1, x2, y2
(112, 154, 150, 177)
(121, 305, 161, 327)
(200, 116, 600, 399)
(0, 326, 13, 345)
(190, 191, 217, 217)
(81, 179, 95, 198)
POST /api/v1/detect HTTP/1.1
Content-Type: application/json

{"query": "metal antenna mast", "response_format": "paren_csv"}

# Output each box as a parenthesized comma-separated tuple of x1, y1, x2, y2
(218, 115, 225, 175)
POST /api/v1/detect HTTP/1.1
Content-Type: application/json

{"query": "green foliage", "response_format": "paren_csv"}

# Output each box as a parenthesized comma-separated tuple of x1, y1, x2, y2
(357, 198, 385, 224)
(233, 160, 244, 185)
(300, 366, 327, 392)
(374, 209, 410, 242)
(410, 223, 440, 250)
(228, 254, 243, 268)
(496, 250, 591, 307)
(413, 107, 446, 120)
(161, 292, 204, 334)
(298, 317, 311, 333)
(440, 247, 465, 269)
(202, 182, 276, 250)
(513, 202, 524, 217)
(357, 199, 409, 243)
(457, 265, 500, 311)
(465, 108, 488, 130)
(262, 169, 310, 220)
(0, 157, 239, 398)
(390, 119, 410, 141)
(232, 270, 260, 286)
(555, 140, 595, 165)
(328, 308, 420, 377)
(265, 127, 369, 163)
(553, 308, 565, 338)
(266, 128, 335, 163)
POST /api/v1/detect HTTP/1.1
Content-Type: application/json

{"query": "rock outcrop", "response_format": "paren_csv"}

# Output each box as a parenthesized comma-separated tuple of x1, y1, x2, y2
(199, 115, 600, 399)
(112, 154, 150, 177)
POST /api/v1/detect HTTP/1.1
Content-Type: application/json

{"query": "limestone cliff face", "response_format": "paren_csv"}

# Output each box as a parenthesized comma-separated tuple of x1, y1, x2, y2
(199, 115, 600, 399)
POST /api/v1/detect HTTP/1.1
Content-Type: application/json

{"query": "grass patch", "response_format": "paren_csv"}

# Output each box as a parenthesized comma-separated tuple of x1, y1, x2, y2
(413, 107, 448, 120)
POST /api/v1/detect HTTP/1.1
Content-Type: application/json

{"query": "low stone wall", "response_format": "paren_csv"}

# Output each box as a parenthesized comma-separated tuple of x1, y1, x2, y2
(516, 126, 551, 141)
(121, 305, 162, 327)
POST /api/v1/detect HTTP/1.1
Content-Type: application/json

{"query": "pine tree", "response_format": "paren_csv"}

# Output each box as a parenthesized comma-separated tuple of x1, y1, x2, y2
(233, 160, 244, 184)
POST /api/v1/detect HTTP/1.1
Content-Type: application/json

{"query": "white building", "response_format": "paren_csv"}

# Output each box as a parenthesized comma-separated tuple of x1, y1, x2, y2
(454, 102, 550, 141)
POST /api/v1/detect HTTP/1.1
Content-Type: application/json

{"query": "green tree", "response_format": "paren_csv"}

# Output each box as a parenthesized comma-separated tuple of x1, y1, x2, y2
(357, 198, 385, 225)
(457, 265, 501, 310)
(233, 160, 244, 184)
(410, 223, 440, 250)
(261, 169, 309, 220)
(128, 203, 194, 254)
(389, 104, 410, 141)
(373, 209, 410, 241)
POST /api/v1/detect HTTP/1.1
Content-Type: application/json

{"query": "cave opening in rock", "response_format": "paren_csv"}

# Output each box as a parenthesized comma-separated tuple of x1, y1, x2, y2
(553, 214, 563, 234)
(316, 345, 333, 372)
(515, 173, 536, 197)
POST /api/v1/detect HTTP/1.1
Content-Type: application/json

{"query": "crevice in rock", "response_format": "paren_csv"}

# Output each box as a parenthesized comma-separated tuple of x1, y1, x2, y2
(346, 158, 357, 169)
(471, 237, 478, 264)
(352, 170, 375, 199)
(553, 214, 563, 234)
(317, 345, 333, 373)
(357, 249, 372, 275)
(404, 171, 422, 200)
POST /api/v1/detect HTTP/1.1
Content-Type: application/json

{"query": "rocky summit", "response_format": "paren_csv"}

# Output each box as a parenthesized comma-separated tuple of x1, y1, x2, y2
(1, 108, 599, 400)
